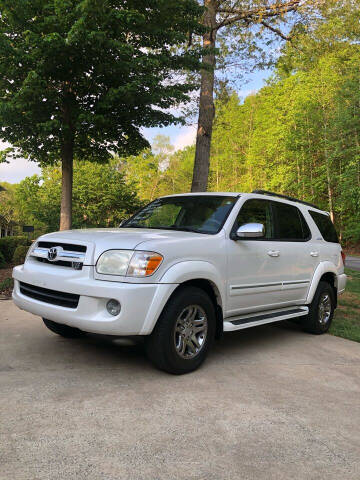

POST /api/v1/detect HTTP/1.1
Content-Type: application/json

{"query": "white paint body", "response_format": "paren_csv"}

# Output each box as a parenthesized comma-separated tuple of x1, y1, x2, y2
(12, 193, 346, 335)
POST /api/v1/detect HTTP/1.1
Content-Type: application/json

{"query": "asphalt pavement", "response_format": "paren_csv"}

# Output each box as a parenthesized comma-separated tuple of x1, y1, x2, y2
(346, 255, 360, 271)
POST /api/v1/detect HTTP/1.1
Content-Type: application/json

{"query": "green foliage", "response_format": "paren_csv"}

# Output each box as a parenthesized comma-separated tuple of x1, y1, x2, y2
(0, 236, 28, 263)
(121, 1, 360, 244)
(0, 0, 203, 164)
(0, 182, 17, 220)
(15, 160, 143, 231)
(0, 250, 6, 268)
(12, 245, 29, 265)
(118, 138, 194, 202)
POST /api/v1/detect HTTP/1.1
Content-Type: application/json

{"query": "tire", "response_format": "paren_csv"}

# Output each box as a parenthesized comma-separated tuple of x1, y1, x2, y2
(43, 318, 86, 338)
(145, 286, 216, 374)
(302, 281, 335, 334)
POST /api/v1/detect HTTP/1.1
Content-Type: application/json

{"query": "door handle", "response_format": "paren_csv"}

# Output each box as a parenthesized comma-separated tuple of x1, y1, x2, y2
(310, 251, 319, 257)
(268, 250, 280, 257)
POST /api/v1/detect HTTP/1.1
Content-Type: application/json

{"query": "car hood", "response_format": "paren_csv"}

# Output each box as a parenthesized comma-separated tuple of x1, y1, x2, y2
(39, 228, 206, 262)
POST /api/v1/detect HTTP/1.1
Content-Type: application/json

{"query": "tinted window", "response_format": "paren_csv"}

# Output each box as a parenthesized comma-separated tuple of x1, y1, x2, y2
(309, 210, 339, 243)
(123, 195, 237, 234)
(235, 199, 273, 239)
(273, 202, 310, 240)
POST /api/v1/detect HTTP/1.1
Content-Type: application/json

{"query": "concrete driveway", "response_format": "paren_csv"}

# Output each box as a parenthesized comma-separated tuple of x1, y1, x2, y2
(1, 300, 359, 480)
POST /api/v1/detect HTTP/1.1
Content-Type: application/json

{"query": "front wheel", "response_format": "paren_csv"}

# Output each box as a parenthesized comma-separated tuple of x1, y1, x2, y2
(43, 318, 86, 338)
(302, 281, 335, 334)
(145, 286, 216, 374)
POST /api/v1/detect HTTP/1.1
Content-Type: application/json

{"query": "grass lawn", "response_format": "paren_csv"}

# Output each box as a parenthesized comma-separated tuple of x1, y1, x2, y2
(330, 268, 360, 343)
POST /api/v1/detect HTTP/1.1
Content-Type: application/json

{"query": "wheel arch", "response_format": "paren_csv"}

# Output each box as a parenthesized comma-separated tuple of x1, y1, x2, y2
(142, 261, 226, 337)
(170, 278, 224, 339)
(306, 262, 338, 307)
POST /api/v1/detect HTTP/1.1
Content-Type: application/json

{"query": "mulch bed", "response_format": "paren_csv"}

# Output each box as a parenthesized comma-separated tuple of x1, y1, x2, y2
(0, 266, 14, 299)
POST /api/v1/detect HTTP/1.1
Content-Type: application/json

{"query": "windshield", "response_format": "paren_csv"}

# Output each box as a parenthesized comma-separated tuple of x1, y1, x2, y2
(122, 195, 238, 234)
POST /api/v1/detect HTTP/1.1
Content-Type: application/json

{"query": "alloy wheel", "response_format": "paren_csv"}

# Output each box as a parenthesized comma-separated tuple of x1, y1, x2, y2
(174, 305, 208, 359)
(318, 292, 332, 325)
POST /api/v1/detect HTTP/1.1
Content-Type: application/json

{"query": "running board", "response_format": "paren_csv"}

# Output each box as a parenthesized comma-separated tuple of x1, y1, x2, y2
(223, 306, 309, 332)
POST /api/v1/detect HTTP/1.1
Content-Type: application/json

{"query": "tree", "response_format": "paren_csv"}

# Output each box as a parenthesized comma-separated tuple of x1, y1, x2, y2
(134, 0, 359, 243)
(0, 182, 17, 221)
(118, 135, 181, 201)
(191, 0, 315, 191)
(0, 0, 203, 229)
(15, 160, 142, 233)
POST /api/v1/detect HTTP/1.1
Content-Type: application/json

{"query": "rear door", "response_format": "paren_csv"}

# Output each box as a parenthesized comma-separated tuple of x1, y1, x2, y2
(271, 200, 320, 303)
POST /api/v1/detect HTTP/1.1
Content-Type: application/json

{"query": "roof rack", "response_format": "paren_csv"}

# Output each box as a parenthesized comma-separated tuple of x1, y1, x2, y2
(252, 190, 320, 209)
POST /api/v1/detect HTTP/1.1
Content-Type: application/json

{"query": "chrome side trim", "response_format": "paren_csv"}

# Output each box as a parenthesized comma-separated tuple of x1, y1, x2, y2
(230, 280, 310, 295)
(282, 280, 310, 285)
(231, 282, 282, 290)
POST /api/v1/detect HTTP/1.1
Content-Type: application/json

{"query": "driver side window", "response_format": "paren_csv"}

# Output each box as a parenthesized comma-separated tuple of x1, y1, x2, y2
(234, 199, 274, 239)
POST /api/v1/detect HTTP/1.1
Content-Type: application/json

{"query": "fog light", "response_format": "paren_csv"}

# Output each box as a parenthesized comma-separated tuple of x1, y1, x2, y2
(106, 299, 121, 316)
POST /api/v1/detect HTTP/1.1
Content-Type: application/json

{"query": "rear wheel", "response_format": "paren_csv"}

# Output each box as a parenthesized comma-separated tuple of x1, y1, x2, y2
(302, 281, 335, 334)
(43, 318, 86, 338)
(145, 286, 216, 374)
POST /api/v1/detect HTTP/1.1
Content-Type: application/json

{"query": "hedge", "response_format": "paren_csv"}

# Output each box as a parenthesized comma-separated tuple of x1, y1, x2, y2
(13, 245, 30, 265)
(0, 236, 29, 263)
(0, 250, 6, 269)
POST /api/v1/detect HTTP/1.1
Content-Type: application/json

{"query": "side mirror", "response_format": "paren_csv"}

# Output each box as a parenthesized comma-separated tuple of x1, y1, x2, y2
(235, 223, 265, 239)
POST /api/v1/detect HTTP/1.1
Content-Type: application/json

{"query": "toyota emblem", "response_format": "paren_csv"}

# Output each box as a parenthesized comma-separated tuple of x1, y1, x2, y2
(48, 247, 58, 261)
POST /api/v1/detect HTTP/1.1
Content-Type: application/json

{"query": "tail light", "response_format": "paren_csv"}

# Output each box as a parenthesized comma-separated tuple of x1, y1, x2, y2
(341, 250, 346, 265)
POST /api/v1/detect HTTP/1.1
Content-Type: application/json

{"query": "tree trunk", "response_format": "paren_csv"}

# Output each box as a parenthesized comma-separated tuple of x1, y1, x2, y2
(191, 0, 217, 192)
(323, 121, 334, 222)
(60, 140, 74, 231)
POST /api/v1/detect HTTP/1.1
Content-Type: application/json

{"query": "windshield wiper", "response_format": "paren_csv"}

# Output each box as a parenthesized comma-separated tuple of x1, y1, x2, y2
(168, 226, 205, 233)
(121, 225, 204, 233)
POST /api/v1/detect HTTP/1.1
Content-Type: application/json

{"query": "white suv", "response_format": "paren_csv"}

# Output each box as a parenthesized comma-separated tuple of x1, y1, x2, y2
(12, 191, 347, 374)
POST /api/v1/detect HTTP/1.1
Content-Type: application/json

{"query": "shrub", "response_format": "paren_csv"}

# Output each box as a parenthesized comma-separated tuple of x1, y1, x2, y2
(0, 277, 14, 293)
(0, 250, 6, 268)
(0, 236, 29, 263)
(13, 245, 29, 265)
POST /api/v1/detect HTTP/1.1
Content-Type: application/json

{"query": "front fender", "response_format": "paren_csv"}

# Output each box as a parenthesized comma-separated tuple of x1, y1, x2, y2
(160, 260, 226, 308)
(160, 260, 223, 288)
(306, 261, 339, 304)
(139, 261, 226, 335)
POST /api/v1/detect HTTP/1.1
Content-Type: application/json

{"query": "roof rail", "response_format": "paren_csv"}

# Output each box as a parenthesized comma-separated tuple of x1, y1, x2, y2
(252, 190, 320, 209)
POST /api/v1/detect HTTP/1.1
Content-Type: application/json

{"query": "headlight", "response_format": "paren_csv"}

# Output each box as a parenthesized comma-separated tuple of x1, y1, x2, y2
(96, 250, 163, 277)
(127, 251, 163, 277)
(96, 250, 133, 275)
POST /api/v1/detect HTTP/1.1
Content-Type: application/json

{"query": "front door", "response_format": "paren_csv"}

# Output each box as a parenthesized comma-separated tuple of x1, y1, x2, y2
(225, 198, 317, 318)
(226, 198, 287, 317)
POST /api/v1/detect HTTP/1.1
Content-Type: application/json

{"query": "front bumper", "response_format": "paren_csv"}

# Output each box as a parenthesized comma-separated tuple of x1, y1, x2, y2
(12, 265, 177, 335)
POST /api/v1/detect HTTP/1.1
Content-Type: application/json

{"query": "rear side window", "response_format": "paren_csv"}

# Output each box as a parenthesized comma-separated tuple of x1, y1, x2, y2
(273, 202, 311, 241)
(309, 210, 339, 243)
(234, 199, 274, 239)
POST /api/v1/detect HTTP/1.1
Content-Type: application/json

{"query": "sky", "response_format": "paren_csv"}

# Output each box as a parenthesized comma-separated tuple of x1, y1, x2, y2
(0, 71, 269, 184)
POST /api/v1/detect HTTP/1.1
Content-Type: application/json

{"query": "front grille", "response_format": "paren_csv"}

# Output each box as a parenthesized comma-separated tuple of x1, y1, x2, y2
(19, 282, 80, 309)
(31, 242, 87, 269)
(37, 241, 87, 253)
(34, 257, 83, 269)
